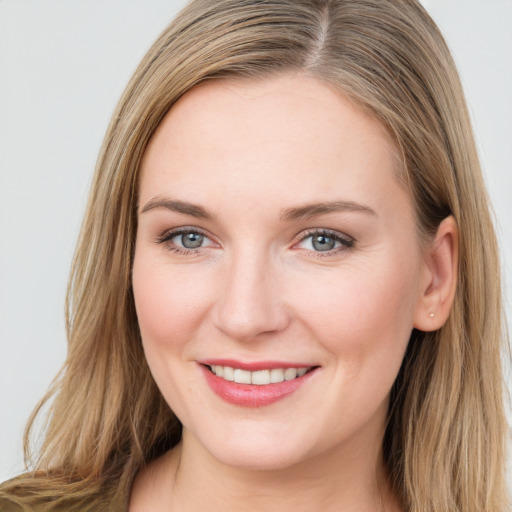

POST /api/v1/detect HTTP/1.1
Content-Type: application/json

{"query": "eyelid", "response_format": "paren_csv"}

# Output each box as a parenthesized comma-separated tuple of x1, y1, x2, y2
(293, 228, 355, 255)
(154, 226, 354, 256)
(155, 226, 218, 252)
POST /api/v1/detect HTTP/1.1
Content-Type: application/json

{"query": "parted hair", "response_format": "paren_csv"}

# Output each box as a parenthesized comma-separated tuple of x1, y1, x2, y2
(1, 1, 508, 510)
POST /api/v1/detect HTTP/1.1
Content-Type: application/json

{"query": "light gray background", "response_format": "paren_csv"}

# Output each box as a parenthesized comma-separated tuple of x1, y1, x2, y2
(1, 0, 511, 484)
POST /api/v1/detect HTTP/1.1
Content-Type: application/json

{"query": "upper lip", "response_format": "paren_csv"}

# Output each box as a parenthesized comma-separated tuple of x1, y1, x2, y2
(199, 359, 317, 371)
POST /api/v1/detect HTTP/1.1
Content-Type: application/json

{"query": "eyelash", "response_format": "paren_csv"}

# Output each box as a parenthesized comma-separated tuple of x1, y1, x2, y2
(155, 227, 212, 256)
(295, 228, 355, 257)
(155, 227, 355, 257)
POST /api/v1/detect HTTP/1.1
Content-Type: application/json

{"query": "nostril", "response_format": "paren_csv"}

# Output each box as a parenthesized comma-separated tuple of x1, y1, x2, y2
(212, 264, 291, 341)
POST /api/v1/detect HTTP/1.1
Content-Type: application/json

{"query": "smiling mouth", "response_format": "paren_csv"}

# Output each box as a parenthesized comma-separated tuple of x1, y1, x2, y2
(205, 365, 316, 385)
(201, 362, 319, 407)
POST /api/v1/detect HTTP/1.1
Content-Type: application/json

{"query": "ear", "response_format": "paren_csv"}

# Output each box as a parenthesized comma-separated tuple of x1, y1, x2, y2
(413, 215, 458, 332)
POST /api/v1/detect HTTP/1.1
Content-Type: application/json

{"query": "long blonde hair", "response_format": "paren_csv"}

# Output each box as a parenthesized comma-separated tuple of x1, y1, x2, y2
(1, 1, 508, 510)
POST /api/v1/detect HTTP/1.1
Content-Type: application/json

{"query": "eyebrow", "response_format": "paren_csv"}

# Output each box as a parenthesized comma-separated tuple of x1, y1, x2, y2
(140, 197, 215, 220)
(140, 197, 377, 221)
(280, 201, 377, 221)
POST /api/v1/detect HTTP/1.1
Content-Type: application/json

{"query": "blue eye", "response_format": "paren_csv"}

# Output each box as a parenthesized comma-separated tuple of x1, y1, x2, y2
(297, 230, 354, 254)
(173, 232, 205, 249)
(157, 228, 215, 253)
(310, 234, 337, 251)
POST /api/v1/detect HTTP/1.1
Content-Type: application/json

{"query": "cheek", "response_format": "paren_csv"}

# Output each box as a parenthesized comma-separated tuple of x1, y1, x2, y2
(132, 254, 213, 352)
(289, 259, 419, 370)
(131, 252, 217, 419)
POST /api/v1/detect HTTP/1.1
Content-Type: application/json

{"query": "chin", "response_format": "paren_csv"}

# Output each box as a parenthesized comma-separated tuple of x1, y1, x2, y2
(211, 444, 309, 472)
(191, 426, 317, 472)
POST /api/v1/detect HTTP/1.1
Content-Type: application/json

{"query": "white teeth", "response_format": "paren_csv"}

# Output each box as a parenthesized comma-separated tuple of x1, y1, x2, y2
(209, 365, 311, 385)
(284, 368, 297, 380)
(251, 369, 270, 385)
(223, 366, 234, 381)
(234, 369, 252, 384)
(270, 368, 284, 383)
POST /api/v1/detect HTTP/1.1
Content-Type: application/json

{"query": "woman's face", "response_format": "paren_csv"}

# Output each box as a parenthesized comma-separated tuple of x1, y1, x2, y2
(133, 74, 430, 470)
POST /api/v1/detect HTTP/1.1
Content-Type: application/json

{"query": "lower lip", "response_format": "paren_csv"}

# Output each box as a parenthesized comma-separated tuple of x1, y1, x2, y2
(200, 365, 317, 407)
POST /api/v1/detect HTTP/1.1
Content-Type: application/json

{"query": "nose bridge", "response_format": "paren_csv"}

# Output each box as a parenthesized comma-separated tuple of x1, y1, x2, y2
(214, 246, 288, 341)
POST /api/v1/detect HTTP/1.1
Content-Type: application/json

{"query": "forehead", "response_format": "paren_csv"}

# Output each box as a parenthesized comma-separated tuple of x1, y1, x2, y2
(139, 74, 405, 216)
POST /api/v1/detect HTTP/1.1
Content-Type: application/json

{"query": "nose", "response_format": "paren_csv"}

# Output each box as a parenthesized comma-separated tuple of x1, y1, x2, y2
(212, 250, 290, 342)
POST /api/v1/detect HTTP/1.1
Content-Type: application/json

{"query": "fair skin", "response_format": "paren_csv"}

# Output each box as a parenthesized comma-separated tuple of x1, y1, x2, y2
(129, 74, 457, 511)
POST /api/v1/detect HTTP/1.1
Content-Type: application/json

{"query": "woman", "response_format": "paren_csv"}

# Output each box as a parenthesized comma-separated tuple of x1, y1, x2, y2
(0, 0, 508, 510)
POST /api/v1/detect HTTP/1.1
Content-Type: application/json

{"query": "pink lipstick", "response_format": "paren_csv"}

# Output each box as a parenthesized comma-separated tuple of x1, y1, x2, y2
(199, 360, 318, 407)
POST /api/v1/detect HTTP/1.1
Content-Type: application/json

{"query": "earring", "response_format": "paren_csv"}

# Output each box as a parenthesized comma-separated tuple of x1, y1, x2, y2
(429, 312, 435, 318)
